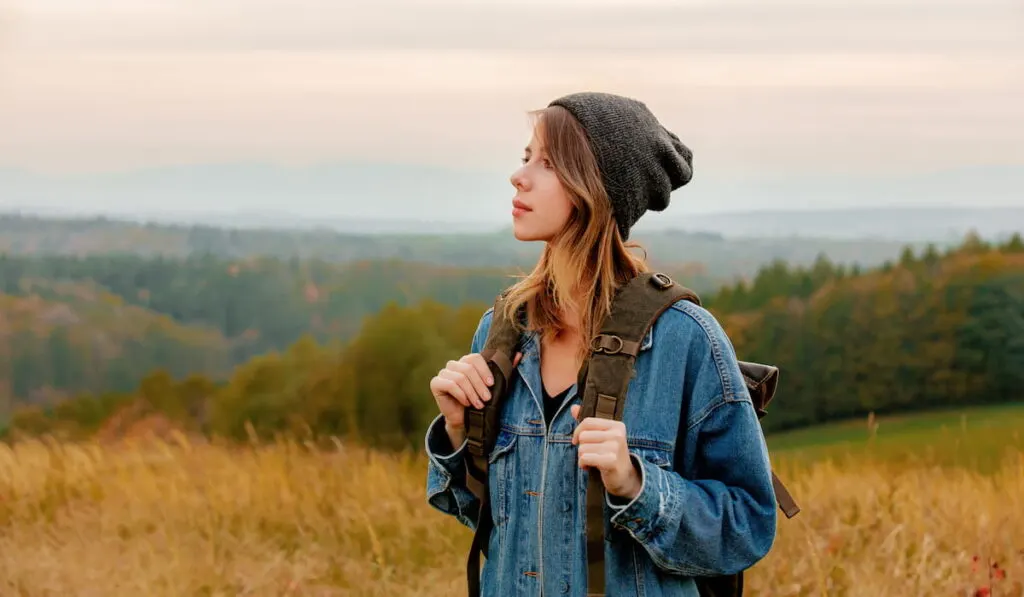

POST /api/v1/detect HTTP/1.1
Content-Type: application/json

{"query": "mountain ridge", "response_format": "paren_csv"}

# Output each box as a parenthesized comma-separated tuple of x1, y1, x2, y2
(2, 162, 1021, 240)
(3, 205, 1021, 242)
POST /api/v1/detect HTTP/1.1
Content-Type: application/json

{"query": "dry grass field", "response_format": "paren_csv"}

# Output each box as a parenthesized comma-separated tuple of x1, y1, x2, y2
(1, 406, 1023, 597)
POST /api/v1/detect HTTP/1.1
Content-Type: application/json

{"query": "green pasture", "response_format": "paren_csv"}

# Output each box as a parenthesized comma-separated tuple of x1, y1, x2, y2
(766, 402, 1024, 473)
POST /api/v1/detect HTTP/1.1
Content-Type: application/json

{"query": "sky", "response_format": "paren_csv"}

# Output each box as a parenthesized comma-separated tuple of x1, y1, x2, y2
(0, 0, 1022, 221)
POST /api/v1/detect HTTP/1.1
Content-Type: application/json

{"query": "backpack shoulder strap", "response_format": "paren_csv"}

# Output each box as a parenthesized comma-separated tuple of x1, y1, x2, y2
(464, 292, 521, 498)
(579, 272, 698, 596)
(462, 291, 523, 597)
(578, 272, 697, 421)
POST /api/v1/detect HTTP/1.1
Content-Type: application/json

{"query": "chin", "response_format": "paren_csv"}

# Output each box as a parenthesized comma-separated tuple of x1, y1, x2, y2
(512, 225, 550, 243)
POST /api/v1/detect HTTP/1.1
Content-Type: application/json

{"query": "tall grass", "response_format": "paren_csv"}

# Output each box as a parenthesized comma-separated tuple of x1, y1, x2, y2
(0, 430, 1021, 596)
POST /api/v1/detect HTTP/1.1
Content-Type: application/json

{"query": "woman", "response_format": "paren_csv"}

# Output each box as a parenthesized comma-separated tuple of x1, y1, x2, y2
(424, 92, 777, 596)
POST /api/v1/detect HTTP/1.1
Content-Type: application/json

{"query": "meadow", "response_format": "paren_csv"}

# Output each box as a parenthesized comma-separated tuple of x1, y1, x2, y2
(1, 405, 1022, 597)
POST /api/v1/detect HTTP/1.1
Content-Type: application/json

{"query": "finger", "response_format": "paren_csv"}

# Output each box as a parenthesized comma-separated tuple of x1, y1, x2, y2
(578, 451, 616, 470)
(573, 416, 626, 444)
(440, 369, 483, 409)
(433, 376, 467, 406)
(589, 418, 622, 430)
(571, 416, 602, 444)
(513, 352, 523, 368)
(450, 359, 491, 403)
(445, 363, 487, 406)
(576, 429, 614, 445)
(462, 353, 495, 388)
(433, 377, 470, 407)
(464, 354, 495, 397)
(571, 411, 588, 444)
(576, 417, 621, 431)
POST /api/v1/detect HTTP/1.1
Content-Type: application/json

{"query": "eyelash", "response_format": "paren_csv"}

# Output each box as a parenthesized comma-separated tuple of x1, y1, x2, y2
(521, 157, 552, 168)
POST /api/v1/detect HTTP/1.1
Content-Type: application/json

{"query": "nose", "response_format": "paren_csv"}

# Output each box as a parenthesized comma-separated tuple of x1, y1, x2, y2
(510, 166, 530, 192)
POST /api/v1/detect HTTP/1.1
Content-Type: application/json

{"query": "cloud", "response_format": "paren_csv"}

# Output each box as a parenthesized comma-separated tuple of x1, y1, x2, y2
(12, 0, 1024, 54)
(1, 0, 1021, 183)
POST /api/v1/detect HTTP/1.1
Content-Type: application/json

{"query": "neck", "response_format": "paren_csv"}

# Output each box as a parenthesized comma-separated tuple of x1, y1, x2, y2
(558, 303, 584, 336)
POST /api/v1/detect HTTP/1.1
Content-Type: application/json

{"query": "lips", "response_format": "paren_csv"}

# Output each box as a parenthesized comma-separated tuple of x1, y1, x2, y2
(512, 199, 532, 211)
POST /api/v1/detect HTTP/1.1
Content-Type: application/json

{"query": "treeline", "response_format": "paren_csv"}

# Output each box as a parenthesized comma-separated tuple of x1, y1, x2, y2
(0, 253, 715, 409)
(0, 252, 724, 396)
(0, 254, 517, 362)
(0, 248, 869, 407)
(704, 235, 1023, 313)
(4, 301, 486, 449)
(5, 233, 1022, 447)
(0, 279, 232, 412)
(727, 233, 1024, 429)
(705, 253, 853, 313)
(0, 241, 956, 367)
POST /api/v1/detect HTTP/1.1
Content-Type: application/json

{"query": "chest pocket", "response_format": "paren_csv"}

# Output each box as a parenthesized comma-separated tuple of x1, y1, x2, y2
(627, 439, 675, 472)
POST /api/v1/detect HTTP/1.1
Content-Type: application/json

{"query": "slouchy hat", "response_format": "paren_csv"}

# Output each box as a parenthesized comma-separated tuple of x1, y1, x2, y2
(547, 92, 693, 240)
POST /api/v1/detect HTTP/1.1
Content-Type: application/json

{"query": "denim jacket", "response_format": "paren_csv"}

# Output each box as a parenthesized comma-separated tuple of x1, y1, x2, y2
(425, 298, 778, 596)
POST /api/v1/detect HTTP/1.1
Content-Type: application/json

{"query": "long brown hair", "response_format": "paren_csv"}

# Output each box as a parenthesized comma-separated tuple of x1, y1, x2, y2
(501, 105, 649, 363)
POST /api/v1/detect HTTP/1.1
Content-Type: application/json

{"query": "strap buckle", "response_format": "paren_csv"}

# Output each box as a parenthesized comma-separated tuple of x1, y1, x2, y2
(590, 334, 624, 354)
(650, 272, 674, 289)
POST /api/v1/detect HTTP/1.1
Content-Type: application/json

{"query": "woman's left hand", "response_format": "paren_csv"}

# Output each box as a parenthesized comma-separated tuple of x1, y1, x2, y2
(570, 404, 642, 499)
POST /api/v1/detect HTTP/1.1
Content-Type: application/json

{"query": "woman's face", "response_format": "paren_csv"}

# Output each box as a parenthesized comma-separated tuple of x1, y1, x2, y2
(509, 129, 574, 243)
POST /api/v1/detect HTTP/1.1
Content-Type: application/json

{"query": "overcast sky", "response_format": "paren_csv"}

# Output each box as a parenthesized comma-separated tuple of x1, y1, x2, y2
(0, 0, 1021, 219)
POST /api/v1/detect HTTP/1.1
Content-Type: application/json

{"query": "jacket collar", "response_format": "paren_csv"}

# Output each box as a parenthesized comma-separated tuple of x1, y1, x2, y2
(517, 325, 654, 360)
(514, 326, 655, 417)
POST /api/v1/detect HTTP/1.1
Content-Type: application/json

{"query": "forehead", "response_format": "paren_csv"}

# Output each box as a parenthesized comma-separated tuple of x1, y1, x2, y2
(525, 118, 549, 153)
(525, 135, 547, 153)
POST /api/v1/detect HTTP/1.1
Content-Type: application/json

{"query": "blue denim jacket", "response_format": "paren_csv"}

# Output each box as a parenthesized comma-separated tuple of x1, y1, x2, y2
(425, 298, 777, 596)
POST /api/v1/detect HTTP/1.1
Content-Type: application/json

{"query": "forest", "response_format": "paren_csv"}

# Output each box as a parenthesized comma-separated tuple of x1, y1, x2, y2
(3, 228, 1021, 450)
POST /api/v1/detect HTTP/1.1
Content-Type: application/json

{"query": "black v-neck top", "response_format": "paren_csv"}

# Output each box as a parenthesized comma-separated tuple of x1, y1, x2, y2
(542, 384, 573, 427)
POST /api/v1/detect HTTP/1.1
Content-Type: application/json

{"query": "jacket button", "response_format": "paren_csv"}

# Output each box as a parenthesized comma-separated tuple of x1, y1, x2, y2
(562, 501, 572, 512)
(561, 580, 570, 594)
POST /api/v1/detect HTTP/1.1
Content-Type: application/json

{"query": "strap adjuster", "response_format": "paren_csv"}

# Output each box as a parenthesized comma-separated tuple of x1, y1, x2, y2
(590, 334, 624, 354)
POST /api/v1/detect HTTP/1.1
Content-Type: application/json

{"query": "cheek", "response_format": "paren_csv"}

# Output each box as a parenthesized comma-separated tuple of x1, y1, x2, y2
(536, 170, 573, 219)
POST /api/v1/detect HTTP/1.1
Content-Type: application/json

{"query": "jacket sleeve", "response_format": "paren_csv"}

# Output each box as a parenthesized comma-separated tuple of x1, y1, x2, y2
(423, 308, 494, 531)
(424, 413, 479, 530)
(606, 308, 778, 577)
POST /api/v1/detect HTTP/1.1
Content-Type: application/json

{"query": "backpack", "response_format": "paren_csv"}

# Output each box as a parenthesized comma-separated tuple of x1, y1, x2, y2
(461, 271, 801, 597)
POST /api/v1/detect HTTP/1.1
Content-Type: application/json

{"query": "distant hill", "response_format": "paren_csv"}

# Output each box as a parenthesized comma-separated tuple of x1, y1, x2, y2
(2, 162, 1021, 240)
(0, 212, 974, 284)
(646, 206, 1024, 242)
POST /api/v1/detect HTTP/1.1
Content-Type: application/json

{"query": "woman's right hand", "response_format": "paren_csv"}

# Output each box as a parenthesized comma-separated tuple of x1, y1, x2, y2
(430, 352, 522, 432)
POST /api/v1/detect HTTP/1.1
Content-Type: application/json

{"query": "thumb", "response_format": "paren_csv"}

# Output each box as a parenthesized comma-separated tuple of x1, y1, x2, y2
(570, 404, 581, 421)
(513, 352, 523, 368)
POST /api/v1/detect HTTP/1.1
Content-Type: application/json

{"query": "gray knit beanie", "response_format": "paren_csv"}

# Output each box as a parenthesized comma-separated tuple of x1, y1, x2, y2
(547, 92, 693, 240)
